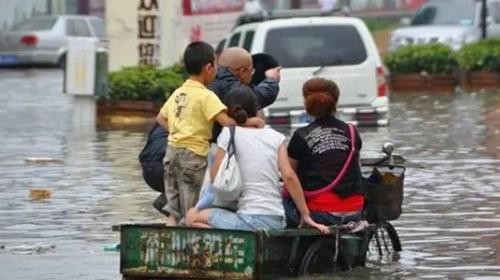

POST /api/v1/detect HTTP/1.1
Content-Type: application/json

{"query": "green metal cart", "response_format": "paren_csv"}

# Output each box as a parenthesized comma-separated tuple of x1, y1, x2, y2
(120, 151, 405, 279)
(119, 223, 394, 279)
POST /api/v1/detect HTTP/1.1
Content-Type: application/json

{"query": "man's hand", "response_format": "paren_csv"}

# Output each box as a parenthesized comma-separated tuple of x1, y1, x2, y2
(265, 66, 282, 81)
(244, 116, 265, 128)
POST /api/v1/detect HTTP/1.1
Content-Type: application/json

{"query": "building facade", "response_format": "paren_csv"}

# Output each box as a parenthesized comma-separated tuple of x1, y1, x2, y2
(254, 0, 426, 11)
(106, 0, 246, 71)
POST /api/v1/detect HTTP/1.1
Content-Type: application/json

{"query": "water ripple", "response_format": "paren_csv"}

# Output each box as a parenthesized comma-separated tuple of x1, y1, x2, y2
(1, 70, 500, 279)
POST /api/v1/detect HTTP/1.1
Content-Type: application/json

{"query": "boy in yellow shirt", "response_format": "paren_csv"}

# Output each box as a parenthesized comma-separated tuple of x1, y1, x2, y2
(156, 41, 262, 226)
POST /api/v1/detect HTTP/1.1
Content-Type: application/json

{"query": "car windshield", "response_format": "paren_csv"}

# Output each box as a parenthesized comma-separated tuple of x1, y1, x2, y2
(10, 17, 57, 31)
(263, 25, 367, 68)
(411, 1, 476, 26)
(89, 19, 105, 37)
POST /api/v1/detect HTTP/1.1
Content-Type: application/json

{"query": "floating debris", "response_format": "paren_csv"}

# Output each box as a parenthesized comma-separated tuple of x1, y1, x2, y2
(8, 244, 56, 255)
(103, 242, 121, 252)
(29, 189, 52, 201)
(24, 157, 63, 164)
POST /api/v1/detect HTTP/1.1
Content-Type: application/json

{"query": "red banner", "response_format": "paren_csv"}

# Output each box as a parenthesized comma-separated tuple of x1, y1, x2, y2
(401, 0, 426, 10)
(183, 0, 245, 15)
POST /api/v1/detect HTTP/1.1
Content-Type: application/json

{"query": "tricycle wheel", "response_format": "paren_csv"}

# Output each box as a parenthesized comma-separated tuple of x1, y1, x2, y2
(298, 238, 336, 276)
(367, 221, 401, 258)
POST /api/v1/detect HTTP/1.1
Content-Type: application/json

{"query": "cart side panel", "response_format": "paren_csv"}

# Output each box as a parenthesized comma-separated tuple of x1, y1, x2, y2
(259, 234, 323, 278)
(121, 225, 257, 279)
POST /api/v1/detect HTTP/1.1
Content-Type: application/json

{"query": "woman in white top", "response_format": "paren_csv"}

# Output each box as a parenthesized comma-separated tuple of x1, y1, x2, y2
(186, 85, 329, 233)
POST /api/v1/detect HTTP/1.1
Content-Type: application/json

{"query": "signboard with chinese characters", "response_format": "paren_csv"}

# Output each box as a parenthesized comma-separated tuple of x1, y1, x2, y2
(137, 0, 160, 66)
(106, 0, 244, 71)
(120, 225, 257, 279)
(107, 0, 162, 70)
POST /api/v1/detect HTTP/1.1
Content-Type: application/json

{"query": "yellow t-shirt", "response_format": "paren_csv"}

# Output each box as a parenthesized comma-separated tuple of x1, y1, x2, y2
(160, 79, 227, 156)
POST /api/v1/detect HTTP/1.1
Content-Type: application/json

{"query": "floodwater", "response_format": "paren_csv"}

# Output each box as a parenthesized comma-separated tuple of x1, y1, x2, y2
(1, 69, 500, 280)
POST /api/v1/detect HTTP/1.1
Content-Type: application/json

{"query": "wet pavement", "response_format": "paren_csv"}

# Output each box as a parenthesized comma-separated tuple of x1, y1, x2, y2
(1, 69, 500, 279)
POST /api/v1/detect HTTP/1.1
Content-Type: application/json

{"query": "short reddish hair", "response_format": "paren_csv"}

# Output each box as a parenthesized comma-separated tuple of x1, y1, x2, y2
(302, 78, 340, 118)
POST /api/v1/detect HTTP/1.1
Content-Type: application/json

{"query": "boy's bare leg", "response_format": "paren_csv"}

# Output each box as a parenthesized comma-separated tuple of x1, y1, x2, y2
(190, 222, 211, 228)
(164, 146, 181, 226)
(186, 208, 212, 228)
(166, 215, 178, 226)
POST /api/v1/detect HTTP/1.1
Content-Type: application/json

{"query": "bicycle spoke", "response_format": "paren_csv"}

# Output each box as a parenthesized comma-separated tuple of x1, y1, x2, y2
(374, 229, 383, 256)
(381, 227, 391, 254)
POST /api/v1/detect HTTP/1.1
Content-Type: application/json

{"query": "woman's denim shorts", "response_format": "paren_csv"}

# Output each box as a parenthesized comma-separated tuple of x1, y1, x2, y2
(283, 199, 362, 228)
(208, 208, 285, 231)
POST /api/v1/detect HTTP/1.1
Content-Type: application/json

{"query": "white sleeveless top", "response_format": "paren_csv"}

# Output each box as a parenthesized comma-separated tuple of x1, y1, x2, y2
(217, 127, 286, 217)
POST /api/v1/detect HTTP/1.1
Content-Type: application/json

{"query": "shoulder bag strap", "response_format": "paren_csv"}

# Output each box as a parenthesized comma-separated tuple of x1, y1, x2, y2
(282, 124, 357, 199)
(227, 126, 236, 158)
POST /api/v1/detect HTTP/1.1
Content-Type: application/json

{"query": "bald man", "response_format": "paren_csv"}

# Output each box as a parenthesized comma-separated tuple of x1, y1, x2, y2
(210, 47, 281, 107)
(208, 47, 281, 140)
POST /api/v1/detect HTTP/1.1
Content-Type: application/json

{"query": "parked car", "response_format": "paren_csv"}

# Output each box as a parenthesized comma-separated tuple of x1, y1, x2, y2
(0, 15, 105, 67)
(390, 0, 500, 51)
(218, 10, 389, 127)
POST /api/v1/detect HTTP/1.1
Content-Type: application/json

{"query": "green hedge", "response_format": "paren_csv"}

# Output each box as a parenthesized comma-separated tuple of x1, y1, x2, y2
(454, 39, 500, 72)
(106, 40, 500, 101)
(363, 18, 399, 32)
(384, 43, 458, 75)
(106, 64, 186, 103)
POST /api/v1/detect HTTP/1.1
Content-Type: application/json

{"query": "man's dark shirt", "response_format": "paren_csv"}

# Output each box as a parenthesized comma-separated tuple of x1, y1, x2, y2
(287, 116, 364, 198)
(208, 67, 279, 141)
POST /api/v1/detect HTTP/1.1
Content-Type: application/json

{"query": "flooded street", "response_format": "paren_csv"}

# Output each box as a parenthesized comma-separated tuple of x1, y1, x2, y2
(1, 69, 500, 279)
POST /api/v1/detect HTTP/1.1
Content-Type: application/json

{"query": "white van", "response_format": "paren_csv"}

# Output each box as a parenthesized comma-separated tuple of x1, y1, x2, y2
(218, 11, 389, 127)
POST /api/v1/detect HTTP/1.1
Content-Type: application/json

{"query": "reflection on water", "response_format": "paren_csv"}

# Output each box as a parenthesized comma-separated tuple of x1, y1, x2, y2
(0, 69, 500, 279)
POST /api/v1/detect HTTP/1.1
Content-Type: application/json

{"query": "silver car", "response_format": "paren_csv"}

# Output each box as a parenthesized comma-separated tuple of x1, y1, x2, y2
(390, 0, 500, 51)
(0, 15, 105, 67)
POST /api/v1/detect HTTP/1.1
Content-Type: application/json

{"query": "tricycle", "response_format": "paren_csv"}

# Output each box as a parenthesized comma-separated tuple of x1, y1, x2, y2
(119, 143, 405, 279)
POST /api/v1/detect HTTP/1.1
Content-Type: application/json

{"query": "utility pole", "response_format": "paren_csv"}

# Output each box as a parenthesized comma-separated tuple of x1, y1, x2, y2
(481, 0, 488, 39)
(47, 0, 52, 14)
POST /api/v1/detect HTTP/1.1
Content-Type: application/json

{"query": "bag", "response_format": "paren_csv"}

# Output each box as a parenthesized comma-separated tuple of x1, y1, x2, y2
(196, 178, 238, 211)
(195, 168, 216, 210)
(138, 122, 168, 193)
(363, 165, 405, 223)
(195, 146, 238, 212)
(283, 123, 356, 198)
(212, 127, 242, 201)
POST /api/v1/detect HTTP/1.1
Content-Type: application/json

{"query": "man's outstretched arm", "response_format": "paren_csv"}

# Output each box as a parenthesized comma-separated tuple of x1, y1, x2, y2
(252, 67, 282, 108)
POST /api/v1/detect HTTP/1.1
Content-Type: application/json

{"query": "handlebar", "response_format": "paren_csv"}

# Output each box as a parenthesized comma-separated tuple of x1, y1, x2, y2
(360, 154, 406, 167)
